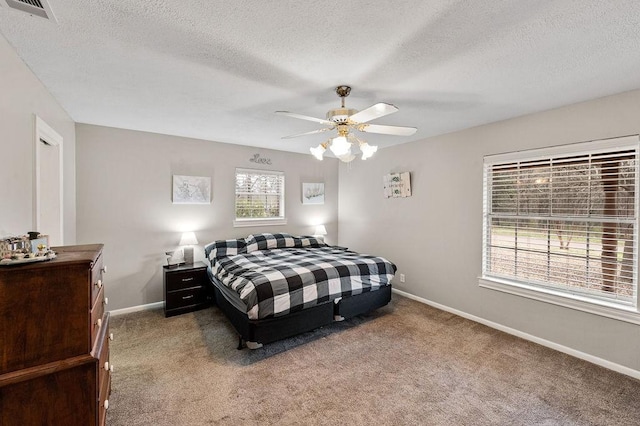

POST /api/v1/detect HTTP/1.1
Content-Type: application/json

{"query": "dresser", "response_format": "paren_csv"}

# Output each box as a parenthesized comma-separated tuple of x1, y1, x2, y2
(0, 244, 112, 425)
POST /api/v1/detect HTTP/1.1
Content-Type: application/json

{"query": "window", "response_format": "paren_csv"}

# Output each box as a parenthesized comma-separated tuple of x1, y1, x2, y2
(234, 168, 286, 226)
(481, 136, 640, 323)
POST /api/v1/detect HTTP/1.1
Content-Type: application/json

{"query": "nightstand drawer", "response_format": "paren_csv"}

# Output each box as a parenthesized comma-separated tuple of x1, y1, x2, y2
(166, 269, 206, 291)
(166, 286, 208, 309)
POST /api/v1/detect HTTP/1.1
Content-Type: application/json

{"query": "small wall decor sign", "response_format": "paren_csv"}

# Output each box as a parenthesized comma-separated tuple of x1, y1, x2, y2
(383, 172, 411, 198)
(302, 182, 325, 204)
(250, 153, 272, 165)
(172, 175, 211, 204)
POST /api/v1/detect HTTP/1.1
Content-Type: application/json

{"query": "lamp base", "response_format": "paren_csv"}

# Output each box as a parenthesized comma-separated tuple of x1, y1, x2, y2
(183, 247, 194, 264)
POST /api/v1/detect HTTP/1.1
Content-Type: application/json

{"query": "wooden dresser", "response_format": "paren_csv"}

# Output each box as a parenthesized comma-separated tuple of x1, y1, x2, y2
(0, 244, 112, 425)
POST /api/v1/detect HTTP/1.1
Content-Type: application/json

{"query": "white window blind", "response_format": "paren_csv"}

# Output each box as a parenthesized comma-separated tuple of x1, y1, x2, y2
(482, 136, 639, 312)
(235, 168, 285, 222)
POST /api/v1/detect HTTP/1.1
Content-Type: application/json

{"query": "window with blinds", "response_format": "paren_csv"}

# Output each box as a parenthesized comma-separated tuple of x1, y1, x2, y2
(235, 168, 285, 223)
(482, 136, 639, 313)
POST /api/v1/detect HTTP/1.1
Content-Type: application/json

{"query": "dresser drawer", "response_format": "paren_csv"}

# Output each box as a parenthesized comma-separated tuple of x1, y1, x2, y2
(98, 373, 111, 426)
(165, 268, 206, 291)
(90, 253, 105, 307)
(97, 316, 110, 394)
(90, 287, 105, 348)
(93, 312, 111, 426)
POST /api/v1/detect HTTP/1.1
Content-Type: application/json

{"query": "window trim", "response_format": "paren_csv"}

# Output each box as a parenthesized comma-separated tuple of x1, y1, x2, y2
(234, 168, 286, 227)
(480, 135, 640, 324)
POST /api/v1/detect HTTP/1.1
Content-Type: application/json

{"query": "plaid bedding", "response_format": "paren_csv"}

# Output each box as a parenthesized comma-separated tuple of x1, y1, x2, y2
(211, 246, 396, 320)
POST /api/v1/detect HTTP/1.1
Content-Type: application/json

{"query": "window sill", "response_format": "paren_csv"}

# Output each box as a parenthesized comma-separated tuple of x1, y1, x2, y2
(233, 218, 288, 228)
(478, 276, 640, 326)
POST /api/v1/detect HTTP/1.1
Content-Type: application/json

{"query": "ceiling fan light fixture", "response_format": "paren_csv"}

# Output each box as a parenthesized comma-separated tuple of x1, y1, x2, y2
(278, 85, 416, 162)
(329, 136, 351, 157)
(310, 143, 326, 161)
(360, 142, 378, 160)
(338, 152, 356, 163)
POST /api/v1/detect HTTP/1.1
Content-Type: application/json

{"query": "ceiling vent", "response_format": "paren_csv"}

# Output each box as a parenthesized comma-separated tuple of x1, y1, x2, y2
(2, 0, 57, 22)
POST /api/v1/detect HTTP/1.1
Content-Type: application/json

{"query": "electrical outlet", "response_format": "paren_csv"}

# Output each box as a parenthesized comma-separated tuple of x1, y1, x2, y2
(400, 273, 405, 283)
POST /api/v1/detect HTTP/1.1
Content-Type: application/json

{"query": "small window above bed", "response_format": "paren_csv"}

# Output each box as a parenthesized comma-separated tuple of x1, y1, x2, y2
(234, 168, 287, 227)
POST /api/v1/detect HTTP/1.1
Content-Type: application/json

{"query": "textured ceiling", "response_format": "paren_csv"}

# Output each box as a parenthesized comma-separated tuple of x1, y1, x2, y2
(2, 1, 640, 154)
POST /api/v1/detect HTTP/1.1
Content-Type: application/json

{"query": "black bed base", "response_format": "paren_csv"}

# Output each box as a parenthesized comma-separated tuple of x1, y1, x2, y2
(212, 284, 392, 349)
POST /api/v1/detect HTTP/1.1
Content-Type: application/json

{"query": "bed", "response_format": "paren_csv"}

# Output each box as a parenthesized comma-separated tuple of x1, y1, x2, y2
(204, 233, 396, 349)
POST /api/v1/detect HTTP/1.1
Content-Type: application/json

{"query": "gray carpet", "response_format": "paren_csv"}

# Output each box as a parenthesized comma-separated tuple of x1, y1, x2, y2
(106, 296, 640, 425)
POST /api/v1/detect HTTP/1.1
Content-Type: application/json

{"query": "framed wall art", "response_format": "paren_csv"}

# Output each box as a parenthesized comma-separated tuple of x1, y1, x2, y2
(383, 172, 411, 198)
(172, 175, 211, 204)
(302, 182, 325, 205)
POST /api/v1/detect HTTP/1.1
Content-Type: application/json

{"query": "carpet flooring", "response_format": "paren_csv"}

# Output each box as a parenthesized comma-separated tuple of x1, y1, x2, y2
(106, 295, 640, 425)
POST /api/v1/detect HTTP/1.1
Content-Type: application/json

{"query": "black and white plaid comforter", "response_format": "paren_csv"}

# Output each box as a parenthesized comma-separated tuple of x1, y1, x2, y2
(211, 246, 396, 320)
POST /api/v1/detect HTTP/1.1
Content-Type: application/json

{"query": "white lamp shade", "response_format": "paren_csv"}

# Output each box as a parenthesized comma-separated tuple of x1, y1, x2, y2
(310, 144, 326, 160)
(360, 142, 378, 160)
(329, 136, 351, 156)
(337, 153, 356, 163)
(179, 231, 198, 246)
(314, 225, 327, 236)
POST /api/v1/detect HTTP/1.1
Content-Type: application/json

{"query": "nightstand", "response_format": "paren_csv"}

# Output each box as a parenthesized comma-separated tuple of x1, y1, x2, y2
(163, 261, 212, 317)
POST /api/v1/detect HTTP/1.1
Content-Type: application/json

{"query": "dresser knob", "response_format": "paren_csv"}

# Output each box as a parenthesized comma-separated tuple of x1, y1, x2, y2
(102, 265, 108, 274)
(103, 297, 109, 305)
(104, 400, 109, 410)
(96, 279, 103, 289)
(104, 361, 109, 371)
(110, 364, 114, 373)
(96, 318, 102, 328)
(109, 333, 114, 341)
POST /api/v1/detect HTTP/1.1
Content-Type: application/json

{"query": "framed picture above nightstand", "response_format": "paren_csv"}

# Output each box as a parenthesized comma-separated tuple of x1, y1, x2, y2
(163, 261, 212, 317)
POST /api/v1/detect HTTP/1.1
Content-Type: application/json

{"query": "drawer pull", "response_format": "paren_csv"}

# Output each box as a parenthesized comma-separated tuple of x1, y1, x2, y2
(104, 399, 109, 410)
(95, 279, 103, 289)
(182, 295, 195, 300)
(109, 333, 114, 341)
(104, 361, 109, 370)
(96, 318, 102, 328)
(102, 265, 108, 274)
(103, 297, 109, 306)
(181, 277, 194, 282)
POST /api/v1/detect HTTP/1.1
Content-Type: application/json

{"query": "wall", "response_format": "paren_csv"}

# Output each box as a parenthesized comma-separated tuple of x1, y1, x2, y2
(76, 124, 338, 311)
(338, 89, 640, 372)
(0, 33, 76, 241)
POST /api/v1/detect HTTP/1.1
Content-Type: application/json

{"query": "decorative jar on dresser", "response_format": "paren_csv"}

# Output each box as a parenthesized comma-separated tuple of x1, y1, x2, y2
(0, 244, 112, 425)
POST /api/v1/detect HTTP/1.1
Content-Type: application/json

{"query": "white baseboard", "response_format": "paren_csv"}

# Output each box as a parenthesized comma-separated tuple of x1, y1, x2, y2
(109, 301, 164, 317)
(392, 288, 640, 380)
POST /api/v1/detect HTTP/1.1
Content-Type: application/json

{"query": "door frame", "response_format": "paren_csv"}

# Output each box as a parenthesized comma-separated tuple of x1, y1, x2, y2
(34, 115, 64, 245)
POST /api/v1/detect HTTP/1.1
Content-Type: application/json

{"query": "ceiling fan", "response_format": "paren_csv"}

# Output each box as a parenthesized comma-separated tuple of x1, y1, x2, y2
(276, 86, 417, 162)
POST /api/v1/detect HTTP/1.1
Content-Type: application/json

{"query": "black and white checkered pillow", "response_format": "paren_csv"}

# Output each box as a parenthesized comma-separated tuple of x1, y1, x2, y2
(205, 238, 248, 260)
(294, 236, 327, 248)
(245, 233, 296, 252)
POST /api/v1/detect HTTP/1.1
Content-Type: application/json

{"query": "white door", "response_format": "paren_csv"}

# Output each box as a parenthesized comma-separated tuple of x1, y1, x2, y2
(35, 116, 63, 246)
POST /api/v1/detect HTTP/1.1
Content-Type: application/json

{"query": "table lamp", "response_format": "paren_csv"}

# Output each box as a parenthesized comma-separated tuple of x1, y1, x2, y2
(314, 225, 327, 242)
(179, 232, 198, 264)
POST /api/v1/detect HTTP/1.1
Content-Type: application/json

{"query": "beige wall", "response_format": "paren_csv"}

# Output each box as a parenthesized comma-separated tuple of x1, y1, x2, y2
(76, 124, 338, 311)
(338, 89, 640, 372)
(0, 33, 76, 241)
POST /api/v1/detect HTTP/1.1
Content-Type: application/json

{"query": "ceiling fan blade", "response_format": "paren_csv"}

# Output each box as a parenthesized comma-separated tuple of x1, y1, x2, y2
(348, 103, 398, 123)
(281, 128, 333, 139)
(357, 123, 417, 136)
(276, 111, 334, 126)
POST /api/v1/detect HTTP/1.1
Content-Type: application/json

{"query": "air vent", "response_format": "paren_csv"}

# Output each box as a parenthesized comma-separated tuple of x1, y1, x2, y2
(2, 0, 57, 22)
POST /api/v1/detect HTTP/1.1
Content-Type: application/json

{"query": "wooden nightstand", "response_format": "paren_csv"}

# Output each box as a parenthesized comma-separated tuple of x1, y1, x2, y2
(163, 261, 211, 317)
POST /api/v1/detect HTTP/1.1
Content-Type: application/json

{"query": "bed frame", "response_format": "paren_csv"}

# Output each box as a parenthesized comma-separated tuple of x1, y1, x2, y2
(209, 275, 392, 349)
